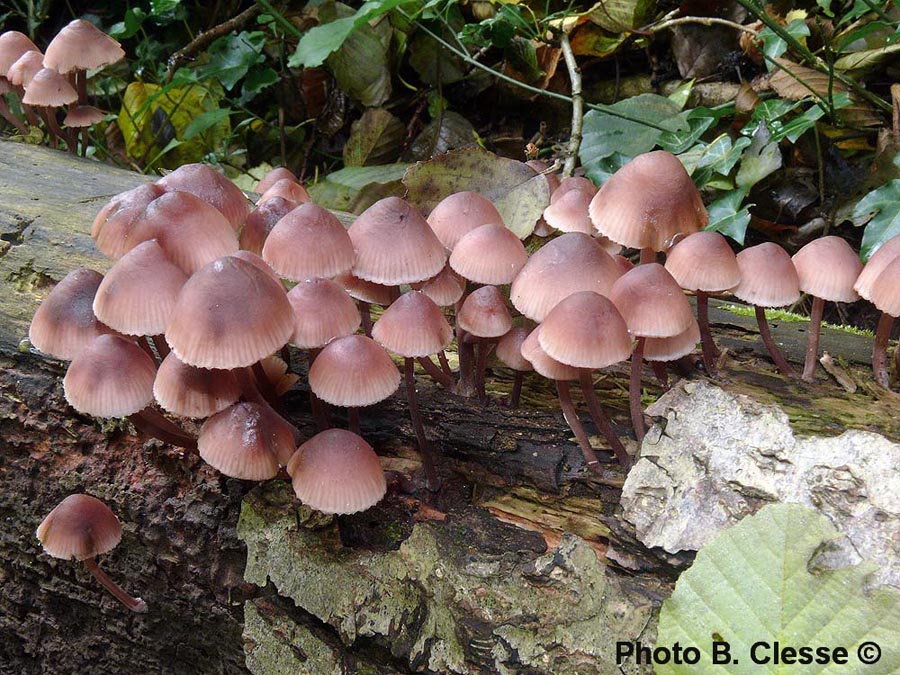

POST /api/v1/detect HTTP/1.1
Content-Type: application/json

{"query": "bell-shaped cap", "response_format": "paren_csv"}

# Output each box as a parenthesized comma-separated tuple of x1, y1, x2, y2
(258, 178, 310, 206)
(256, 167, 298, 194)
(349, 197, 446, 285)
(287, 429, 386, 515)
(457, 285, 512, 338)
(157, 163, 249, 231)
(64, 105, 105, 127)
(538, 291, 632, 369)
(372, 290, 452, 357)
(609, 263, 694, 338)
(0, 32, 39, 75)
(198, 402, 296, 480)
(92, 240, 188, 336)
(63, 335, 156, 417)
(153, 351, 240, 418)
(23, 67, 77, 106)
(665, 231, 740, 293)
(411, 264, 466, 307)
(43, 19, 125, 73)
(589, 151, 707, 251)
(450, 223, 527, 285)
(30, 268, 113, 360)
(239, 196, 295, 255)
(732, 243, 800, 308)
(510, 232, 622, 322)
(543, 177, 597, 234)
(855, 235, 900, 301)
(869, 255, 900, 317)
(36, 494, 122, 561)
(495, 326, 533, 372)
(6, 49, 43, 87)
(520, 326, 578, 381)
(308, 335, 400, 407)
(644, 319, 700, 362)
(166, 256, 294, 369)
(263, 203, 355, 281)
(91, 182, 165, 257)
(427, 191, 504, 250)
(334, 273, 393, 306)
(792, 236, 861, 303)
(288, 278, 361, 349)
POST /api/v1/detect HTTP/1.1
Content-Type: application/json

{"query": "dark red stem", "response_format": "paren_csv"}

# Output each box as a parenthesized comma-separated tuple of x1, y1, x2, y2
(650, 361, 669, 390)
(417, 355, 454, 390)
(305, 348, 331, 432)
(755, 305, 795, 376)
(83, 557, 147, 613)
(802, 296, 825, 383)
(873, 312, 894, 388)
(629, 337, 646, 442)
(555, 380, 602, 475)
(0, 98, 28, 135)
(348, 407, 361, 435)
(128, 407, 197, 450)
(697, 291, 719, 376)
(359, 301, 373, 338)
(639, 247, 656, 264)
(406, 357, 439, 490)
(578, 370, 631, 469)
(509, 371, 523, 408)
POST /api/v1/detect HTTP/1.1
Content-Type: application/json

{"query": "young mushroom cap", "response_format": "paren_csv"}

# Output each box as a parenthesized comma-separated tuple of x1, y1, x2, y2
(372, 290, 452, 357)
(664, 230, 740, 292)
(644, 318, 701, 362)
(29, 268, 114, 360)
(92, 239, 188, 336)
(256, 166, 298, 194)
(36, 494, 122, 561)
(732, 242, 801, 308)
(538, 291, 633, 369)
(287, 429, 387, 515)
(349, 197, 446, 285)
(609, 263, 694, 338)
(426, 191, 504, 250)
(153, 351, 240, 418)
(156, 163, 250, 231)
(520, 326, 579, 381)
(91, 182, 166, 256)
(510, 232, 622, 322)
(6, 50, 43, 87)
(308, 335, 401, 407)
(868, 255, 900, 317)
(64, 105, 105, 127)
(287, 278, 362, 349)
(165, 255, 294, 369)
(791, 235, 861, 303)
(0, 32, 39, 75)
(22, 67, 78, 106)
(411, 264, 466, 307)
(495, 326, 534, 372)
(449, 223, 528, 285)
(262, 203, 355, 281)
(198, 402, 296, 480)
(239, 196, 296, 255)
(333, 273, 394, 306)
(542, 177, 597, 235)
(589, 150, 707, 251)
(457, 285, 513, 338)
(63, 334, 156, 417)
(258, 178, 310, 206)
(854, 234, 900, 301)
(43, 19, 125, 73)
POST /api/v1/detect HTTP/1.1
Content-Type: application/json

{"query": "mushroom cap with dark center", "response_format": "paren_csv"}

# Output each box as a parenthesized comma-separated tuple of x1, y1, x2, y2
(855, 235, 900, 302)
(372, 290, 452, 357)
(63, 334, 156, 417)
(349, 197, 447, 285)
(157, 163, 250, 231)
(589, 150, 707, 251)
(288, 278, 361, 349)
(92, 239, 188, 336)
(426, 191, 504, 250)
(0, 32, 39, 75)
(609, 263, 694, 338)
(449, 223, 528, 285)
(239, 196, 295, 255)
(538, 291, 632, 369)
(153, 351, 240, 418)
(6, 50, 43, 87)
(166, 255, 294, 369)
(308, 335, 401, 407)
(520, 326, 579, 381)
(664, 230, 740, 293)
(198, 402, 296, 480)
(732, 242, 800, 308)
(256, 167, 298, 194)
(411, 264, 466, 307)
(43, 19, 125, 73)
(287, 429, 387, 515)
(36, 494, 122, 561)
(30, 268, 114, 360)
(22, 67, 77, 106)
(263, 203, 355, 281)
(458, 285, 513, 338)
(644, 318, 700, 362)
(92, 183, 165, 257)
(510, 232, 622, 322)
(126, 190, 239, 274)
(495, 326, 534, 372)
(792, 235, 861, 303)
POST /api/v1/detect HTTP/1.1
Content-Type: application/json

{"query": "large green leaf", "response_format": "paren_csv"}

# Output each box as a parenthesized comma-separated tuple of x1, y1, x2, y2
(343, 108, 405, 166)
(853, 179, 900, 261)
(308, 164, 408, 214)
(408, 111, 478, 160)
(195, 31, 266, 91)
(403, 146, 551, 238)
(657, 503, 900, 674)
(325, 14, 391, 107)
(705, 190, 751, 244)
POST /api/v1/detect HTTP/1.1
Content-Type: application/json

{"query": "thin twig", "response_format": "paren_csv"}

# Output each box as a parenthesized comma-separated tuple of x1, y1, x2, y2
(165, 5, 263, 80)
(559, 32, 582, 178)
(642, 11, 760, 36)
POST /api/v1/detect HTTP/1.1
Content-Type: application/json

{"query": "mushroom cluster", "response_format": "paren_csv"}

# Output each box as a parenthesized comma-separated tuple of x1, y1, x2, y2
(31, 149, 898, 612)
(0, 21, 123, 152)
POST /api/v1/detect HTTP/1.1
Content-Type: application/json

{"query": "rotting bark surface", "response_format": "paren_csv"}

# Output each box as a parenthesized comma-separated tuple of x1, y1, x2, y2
(2, 141, 900, 674)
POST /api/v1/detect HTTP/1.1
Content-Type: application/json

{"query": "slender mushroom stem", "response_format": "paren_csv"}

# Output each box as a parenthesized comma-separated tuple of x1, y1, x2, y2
(405, 357, 440, 490)
(0, 99, 28, 135)
(754, 305, 795, 376)
(629, 337, 647, 442)
(474, 339, 496, 403)
(83, 557, 147, 613)
(235, 367, 301, 442)
(555, 380, 603, 475)
(696, 290, 719, 375)
(151, 334, 170, 360)
(437, 350, 453, 381)
(347, 407, 361, 435)
(873, 312, 895, 388)
(454, 290, 477, 397)
(508, 371, 523, 408)
(251, 360, 281, 408)
(578, 370, 631, 469)
(802, 295, 825, 383)
(359, 301, 374, 337)
(128, 407, 197, 450)
(416, 355, 454, 389)
(305, 348, 332, 432)
(651, 361, 669, 390)
(639, 247, 656, 265)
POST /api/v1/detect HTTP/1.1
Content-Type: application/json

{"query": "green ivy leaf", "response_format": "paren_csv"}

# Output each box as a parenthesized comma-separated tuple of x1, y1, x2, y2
(759, 18, 810, 63)
(853, 179, 900, 261)
(705, 190, 751, 244)
(736, 124, 781, 190)
(657, 503, 900, 675)
(197, 31, 266, 91)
